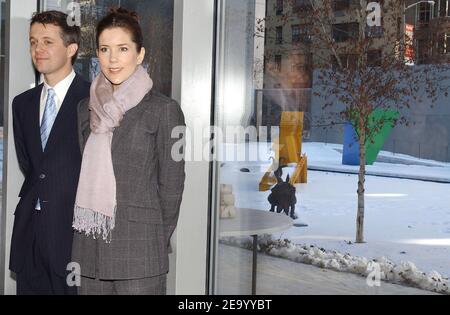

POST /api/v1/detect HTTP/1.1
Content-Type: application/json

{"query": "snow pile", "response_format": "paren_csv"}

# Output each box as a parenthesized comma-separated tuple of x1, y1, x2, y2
(220, 235, 449, 294)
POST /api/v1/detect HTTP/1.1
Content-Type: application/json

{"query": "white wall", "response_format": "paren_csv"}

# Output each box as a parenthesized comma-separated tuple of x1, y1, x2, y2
(1, 0, 37, 295)
(169, 0, 215, 294)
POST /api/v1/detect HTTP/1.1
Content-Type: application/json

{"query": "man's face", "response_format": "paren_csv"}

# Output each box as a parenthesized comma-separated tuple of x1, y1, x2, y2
(29, 23, 76, 77)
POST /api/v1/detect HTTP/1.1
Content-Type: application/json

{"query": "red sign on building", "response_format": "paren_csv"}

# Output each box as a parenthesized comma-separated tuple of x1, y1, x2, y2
(405, 23, 415, 65)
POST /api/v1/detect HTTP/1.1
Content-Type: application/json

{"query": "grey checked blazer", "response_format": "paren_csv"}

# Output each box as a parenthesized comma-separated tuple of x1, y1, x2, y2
(72, 91, 186, 280)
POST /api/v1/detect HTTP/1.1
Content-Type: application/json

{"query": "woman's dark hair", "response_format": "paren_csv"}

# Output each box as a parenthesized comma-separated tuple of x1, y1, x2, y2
(30, 10, 81, 64)
(96, 7, 143, 52)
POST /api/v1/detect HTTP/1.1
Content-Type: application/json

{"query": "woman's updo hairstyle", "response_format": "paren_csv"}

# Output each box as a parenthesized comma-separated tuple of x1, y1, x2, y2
(96, 7, 143, 52)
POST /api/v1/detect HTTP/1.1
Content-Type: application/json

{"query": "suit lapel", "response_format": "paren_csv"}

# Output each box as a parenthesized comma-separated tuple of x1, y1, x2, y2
(43, 75, 82, 154)
(30, 84, 45, 157)
(111, 92, 152, 152)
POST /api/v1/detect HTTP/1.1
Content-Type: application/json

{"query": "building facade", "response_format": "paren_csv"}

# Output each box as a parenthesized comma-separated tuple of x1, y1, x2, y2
(408, 0, 450, 64)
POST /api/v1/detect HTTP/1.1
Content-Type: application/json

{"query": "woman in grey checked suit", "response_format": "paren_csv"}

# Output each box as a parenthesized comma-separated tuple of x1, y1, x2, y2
(71, 8, 185, 295)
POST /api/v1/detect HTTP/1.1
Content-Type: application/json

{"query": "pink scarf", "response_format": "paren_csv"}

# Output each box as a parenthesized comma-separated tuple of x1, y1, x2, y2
(73, 65, 153, 240)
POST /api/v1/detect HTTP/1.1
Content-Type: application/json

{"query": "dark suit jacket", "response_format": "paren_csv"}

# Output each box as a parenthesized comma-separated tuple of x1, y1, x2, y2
(9, 74, 90, 276)
(71, 91, 186, 280)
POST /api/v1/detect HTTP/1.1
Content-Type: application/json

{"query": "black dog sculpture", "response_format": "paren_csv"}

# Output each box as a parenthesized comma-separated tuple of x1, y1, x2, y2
(268, 164, 297, 219)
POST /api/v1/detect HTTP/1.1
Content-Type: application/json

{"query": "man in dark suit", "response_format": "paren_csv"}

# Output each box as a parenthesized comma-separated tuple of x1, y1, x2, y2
(9, 10, 90, 295)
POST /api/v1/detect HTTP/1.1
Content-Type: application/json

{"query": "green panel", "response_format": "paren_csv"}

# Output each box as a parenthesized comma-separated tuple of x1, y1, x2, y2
(365, 109, 399, 165)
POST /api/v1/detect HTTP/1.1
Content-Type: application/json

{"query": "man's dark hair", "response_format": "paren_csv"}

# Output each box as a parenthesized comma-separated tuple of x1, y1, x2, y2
(30, 10, 81, 64)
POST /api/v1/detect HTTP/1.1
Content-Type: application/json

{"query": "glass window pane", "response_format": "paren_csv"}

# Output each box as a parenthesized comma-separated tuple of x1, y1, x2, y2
(213, 0, 450, 295)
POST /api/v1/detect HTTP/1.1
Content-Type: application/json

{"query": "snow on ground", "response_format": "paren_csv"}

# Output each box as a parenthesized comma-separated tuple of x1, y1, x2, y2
(219, 141, 450, 292)
(221, 236, 449, 294)
(306, 142, 450, 183)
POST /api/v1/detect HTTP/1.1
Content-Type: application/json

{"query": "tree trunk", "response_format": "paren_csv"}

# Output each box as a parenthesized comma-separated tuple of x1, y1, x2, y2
(356, 118, 366, 243)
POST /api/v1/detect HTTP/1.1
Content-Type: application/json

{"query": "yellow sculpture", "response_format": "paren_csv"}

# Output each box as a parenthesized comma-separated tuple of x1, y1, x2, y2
(259, 112, 308, 191)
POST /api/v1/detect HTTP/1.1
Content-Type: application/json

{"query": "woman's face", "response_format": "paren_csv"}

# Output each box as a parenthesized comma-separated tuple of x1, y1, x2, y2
(97, 27, 145, 89)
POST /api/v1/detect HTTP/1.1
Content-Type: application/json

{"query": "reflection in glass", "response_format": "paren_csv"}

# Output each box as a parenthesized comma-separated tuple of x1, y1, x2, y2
(213, 0, 450, 295)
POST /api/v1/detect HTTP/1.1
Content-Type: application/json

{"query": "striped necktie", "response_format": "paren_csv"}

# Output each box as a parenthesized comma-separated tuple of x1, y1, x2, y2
(40, 88, 57, 149)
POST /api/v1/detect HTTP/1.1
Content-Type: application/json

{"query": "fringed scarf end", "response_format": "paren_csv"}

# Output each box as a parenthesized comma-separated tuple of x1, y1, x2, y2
(73, 205, 117, 243)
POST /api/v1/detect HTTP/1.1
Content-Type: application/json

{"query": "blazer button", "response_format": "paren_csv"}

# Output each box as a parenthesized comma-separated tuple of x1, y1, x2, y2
(39, 174, 46, 179)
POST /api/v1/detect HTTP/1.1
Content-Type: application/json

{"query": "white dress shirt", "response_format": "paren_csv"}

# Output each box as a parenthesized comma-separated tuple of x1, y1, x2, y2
(39, 70, 76, 124)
